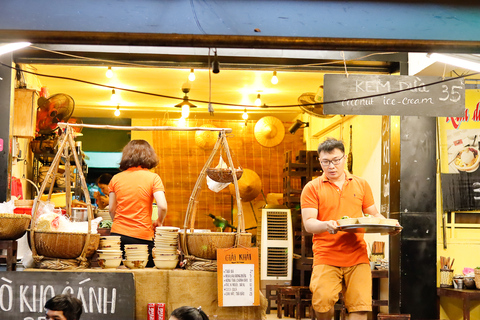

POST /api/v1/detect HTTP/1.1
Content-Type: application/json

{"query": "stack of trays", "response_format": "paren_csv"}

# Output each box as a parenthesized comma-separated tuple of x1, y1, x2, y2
(97, 236, 122, 269)
(123, 244, 148, 269)
(153, 226, 179, 269)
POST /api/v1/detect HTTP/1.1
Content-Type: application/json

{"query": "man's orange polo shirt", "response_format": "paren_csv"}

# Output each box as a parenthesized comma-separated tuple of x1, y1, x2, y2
(301, 171, 374, 267)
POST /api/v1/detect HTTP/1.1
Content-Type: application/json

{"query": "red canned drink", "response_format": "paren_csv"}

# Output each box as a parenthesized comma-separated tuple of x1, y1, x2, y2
(147, 303, 156, 320)
(156, 303, 166, 320)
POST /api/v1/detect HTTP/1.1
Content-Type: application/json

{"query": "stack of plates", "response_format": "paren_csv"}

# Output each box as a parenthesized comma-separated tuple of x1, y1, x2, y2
(97, 236, 122, 268)
(96, 209, 112, 221)
(123, 244, 148, 269)
(153, 226, 179, 269)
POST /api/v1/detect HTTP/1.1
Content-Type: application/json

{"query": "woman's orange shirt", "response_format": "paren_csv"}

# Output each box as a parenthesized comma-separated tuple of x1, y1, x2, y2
(109, 167, 165, 240)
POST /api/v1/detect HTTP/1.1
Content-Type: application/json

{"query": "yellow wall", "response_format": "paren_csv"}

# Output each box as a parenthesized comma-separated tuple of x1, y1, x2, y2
(437, 89, 480, 320)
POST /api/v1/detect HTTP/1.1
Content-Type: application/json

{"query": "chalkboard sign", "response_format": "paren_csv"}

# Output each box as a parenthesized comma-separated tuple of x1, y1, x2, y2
(0, 271, 135, 320)
(441, 172, 480, 212)
(323, 74, 465, 117)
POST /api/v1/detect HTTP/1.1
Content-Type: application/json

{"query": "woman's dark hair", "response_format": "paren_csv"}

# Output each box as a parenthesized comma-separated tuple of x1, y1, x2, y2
(45, 294, 83, 320)
(96, 173, 112, 185)
(170, 306, 209, 320)
(317, 137, 345, 155)
(119, 140, 159, 171)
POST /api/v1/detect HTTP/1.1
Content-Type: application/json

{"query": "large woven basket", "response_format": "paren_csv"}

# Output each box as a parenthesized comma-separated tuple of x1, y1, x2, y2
(0, 213, 31, 240)
(33, 231, 100, 259)
(186, 232, 252, 260)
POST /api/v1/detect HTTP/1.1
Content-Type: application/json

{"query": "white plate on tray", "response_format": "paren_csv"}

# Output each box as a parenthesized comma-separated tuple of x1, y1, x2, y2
(338, 224, 402, 233)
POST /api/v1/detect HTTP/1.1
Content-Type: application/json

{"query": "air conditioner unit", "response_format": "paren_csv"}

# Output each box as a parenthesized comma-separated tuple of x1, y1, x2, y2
(260, 205, 293, 281)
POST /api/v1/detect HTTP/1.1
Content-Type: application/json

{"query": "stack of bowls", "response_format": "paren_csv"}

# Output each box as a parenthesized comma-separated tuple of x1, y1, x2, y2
(97, 236, 122, 269)
(123, 244, 149, 269)
(153, 226, 179, 269)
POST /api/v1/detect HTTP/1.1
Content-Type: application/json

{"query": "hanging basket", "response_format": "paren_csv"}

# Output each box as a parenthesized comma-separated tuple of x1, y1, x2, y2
(181, 131, 252, 271)
(206, 167, 243, 183)
(30, 126, 99, 270)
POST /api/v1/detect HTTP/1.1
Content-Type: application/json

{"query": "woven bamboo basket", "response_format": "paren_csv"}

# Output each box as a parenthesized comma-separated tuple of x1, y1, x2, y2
(33, 231, 100, 259)
(474, 268, 480, 289)
(0, 213, 31, 240)
(182, 132, 252, 271)
(206, 167, 243, 183)
(186, 232, 252, 260)
(30, 126, 99, 270)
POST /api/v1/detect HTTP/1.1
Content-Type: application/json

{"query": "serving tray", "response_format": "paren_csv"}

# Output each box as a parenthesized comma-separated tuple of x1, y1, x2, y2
(338, 224, 402, 234)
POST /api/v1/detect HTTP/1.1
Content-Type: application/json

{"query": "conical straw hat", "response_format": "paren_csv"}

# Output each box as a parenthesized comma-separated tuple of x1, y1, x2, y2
(254, 116, 285, 147)
(229, 168, 262, 202)
(195, 124, 218, 150)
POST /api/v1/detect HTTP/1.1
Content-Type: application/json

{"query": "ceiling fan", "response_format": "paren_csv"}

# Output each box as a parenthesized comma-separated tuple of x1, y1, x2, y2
(297, 86, 334, 118)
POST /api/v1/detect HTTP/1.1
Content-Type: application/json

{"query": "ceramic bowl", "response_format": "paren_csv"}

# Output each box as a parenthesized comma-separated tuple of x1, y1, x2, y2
(153, 253, 179, 260)
(98, 258, 122, 269)
(154, 259, 178, 269)
(379, 218, 398, 226)
(357, 217, 381, 224)
(97, 253, 122, 260)
(125, 254, 149, 260)
(124, 245, 148, 250)
(100, 236, 121, 241)
(123, 259, 148, 269)
(337, 218, 357, 226)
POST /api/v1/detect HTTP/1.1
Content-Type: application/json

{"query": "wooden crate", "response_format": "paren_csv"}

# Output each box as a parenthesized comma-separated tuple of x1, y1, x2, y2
(13, 88, 38, 138)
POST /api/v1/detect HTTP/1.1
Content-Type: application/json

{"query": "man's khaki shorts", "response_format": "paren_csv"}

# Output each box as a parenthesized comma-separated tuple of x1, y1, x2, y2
(310, 264, 372, 313)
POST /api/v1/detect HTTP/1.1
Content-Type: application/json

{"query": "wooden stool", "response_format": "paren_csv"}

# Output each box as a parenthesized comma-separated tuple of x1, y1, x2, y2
(0, 240, 18, 271)
(265, 284, 283, 314)
(377, 314, 411, 320)
(277, 286, 312, 320)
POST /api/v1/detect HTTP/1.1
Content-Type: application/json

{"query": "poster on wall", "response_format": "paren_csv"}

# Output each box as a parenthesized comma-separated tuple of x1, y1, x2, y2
(446, 129, 480, 173)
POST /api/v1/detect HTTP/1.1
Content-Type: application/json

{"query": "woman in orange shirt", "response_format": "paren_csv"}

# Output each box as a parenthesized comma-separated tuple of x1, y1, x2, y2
(108, 140, 168, 267)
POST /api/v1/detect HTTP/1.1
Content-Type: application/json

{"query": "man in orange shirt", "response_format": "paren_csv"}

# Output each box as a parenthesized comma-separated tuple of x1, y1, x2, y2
(301, 138, 392, 320)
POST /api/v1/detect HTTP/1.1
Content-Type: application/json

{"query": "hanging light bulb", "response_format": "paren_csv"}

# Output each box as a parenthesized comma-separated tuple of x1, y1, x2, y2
(255, 94, 262, 107)
(271, 71, 278, 85)
(242, 108, 249, 120)
(181, 104, 190, 118)
(106, 67, 113, 78)
(178, 117, 187, 127)
(188, 69, 196, 81)
(114, 105, 120, 117)
(111, 89, 119, 103)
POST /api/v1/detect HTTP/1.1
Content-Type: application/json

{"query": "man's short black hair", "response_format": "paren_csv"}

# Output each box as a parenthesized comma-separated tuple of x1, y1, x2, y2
(96, 173, 113, 185)
(45, 294, 83, 320)
(317, 137, 345, 155)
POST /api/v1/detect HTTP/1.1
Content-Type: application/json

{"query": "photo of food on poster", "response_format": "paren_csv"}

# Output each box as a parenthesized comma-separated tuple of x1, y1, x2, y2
(447, 129, 480, 173)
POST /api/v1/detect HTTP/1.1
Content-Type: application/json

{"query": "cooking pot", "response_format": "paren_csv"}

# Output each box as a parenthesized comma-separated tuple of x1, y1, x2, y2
(71, 208, 88, 222)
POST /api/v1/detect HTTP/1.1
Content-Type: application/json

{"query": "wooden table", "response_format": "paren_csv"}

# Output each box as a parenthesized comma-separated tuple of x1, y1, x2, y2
(437, 287, 480, 320)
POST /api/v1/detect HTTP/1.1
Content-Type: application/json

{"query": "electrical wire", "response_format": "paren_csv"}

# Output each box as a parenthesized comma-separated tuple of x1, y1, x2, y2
(1, 61, 475, 109)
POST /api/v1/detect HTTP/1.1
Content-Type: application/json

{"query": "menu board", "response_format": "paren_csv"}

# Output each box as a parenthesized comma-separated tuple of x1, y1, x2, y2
(323, 74, 465, 117)
(217, 247, 260, 307)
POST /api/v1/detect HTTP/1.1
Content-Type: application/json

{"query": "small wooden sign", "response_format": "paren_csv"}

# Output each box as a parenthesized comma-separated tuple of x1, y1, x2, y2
(323, 74, 465, 117)
(217, 247, 260, 307)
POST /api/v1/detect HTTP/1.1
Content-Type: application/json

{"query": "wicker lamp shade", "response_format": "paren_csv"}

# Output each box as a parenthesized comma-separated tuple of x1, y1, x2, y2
(254, 116, 285, 147)
(228, 168, 262, 202)
(195, 124, 218, 150)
